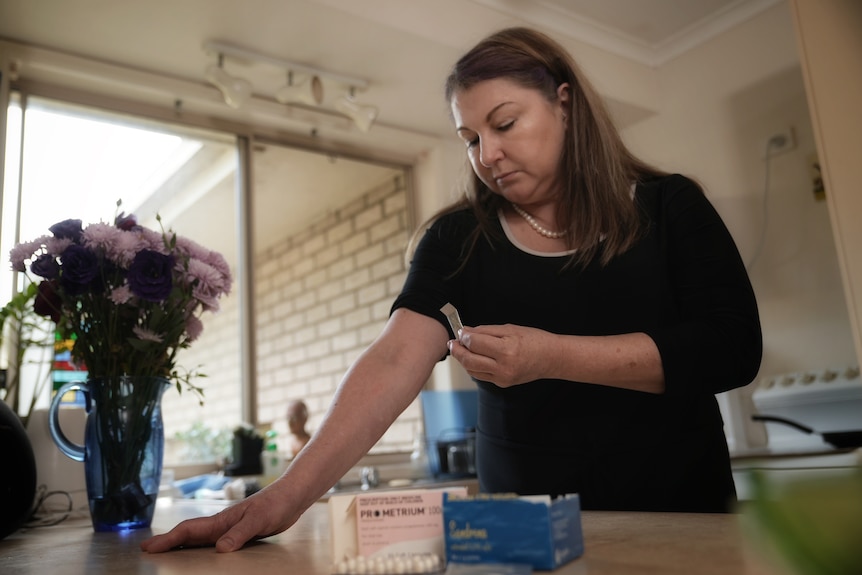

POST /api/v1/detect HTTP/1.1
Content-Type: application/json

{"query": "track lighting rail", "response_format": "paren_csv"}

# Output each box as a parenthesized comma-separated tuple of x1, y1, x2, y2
(203, 40, 369, 90)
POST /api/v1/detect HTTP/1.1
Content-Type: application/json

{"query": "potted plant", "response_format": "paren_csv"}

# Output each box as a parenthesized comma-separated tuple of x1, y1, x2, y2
(0, 283, 48, 539)
(0, 282, 54, 428)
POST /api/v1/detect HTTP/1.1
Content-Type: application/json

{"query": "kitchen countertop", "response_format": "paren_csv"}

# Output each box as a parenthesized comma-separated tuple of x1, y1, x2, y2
(730, 446, 861, 501)
(1, 497, 789, 575)
(731, 446, 862, 462)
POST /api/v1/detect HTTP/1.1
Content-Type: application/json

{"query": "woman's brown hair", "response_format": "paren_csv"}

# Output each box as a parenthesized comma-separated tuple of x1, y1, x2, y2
(411, 27, 667, 269)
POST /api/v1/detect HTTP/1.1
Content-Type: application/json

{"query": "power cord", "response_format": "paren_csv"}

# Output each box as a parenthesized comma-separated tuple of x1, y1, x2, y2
(22, 484, 82, 528)
(746, 134, 787, 271)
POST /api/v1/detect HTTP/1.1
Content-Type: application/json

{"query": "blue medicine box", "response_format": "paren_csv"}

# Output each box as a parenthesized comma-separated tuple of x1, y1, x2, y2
(442, 493, 584, 570)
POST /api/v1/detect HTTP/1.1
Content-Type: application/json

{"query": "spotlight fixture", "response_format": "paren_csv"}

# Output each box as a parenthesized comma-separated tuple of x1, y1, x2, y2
(335, 87, 379, 133)
(205, 54, 253, 109)
(275, 71, 324, 106)
(203, 41, 377, 131)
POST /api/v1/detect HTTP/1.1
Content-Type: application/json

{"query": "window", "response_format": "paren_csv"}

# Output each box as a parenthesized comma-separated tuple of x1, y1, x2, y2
(1, 94, 244, 454)
(1, 92, 421, 465)
(250, 141, 419, 451)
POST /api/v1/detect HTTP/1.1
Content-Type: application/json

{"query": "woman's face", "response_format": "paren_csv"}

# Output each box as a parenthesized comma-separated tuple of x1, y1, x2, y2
(451, 77, 569, 207)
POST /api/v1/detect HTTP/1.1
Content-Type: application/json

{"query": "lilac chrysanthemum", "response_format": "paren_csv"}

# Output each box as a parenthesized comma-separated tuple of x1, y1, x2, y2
(45, 236, 74, 257)
(112, 231, 149, 268)
(81, 222, 119, 247)
(204, 251, 232, 293)
(175, 236, 209, 262)
(9, 237, 48, 272)
(186, 258, 226, 311)
(85, 224, 149, 268)
(110, 284, 133, 305)
(184, 314, 204, 342)
(132, 325, 164, 343)
(139, 227, 169, 254)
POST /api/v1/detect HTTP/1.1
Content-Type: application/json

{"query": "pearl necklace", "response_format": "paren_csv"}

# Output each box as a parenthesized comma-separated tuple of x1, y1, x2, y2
(510, 203, 565, 239)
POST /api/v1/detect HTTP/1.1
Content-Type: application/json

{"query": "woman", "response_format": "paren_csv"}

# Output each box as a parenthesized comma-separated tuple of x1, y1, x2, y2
(142, 27, 761, 554)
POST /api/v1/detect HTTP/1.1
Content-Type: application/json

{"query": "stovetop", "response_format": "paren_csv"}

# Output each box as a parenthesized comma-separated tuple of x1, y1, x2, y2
(751, 364, 862, 453)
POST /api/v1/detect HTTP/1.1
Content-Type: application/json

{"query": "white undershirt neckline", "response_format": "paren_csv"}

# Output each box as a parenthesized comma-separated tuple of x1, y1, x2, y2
(498, 208, 575, 257)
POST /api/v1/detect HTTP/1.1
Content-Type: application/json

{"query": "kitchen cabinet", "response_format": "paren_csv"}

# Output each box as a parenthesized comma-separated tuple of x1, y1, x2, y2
(790, 0, 862, 365)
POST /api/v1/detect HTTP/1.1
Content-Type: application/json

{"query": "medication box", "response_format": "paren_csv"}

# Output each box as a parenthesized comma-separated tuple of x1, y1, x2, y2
(329, 486, 469, 564)
(442, 493, 584, 570)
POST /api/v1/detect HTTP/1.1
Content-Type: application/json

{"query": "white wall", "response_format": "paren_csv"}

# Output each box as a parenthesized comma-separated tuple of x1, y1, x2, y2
(620, 2, 856, 451)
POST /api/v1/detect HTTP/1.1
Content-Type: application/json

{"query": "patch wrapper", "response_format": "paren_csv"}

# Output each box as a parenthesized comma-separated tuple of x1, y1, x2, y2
(329, 487, 469, 564)
(443, 493, 584, 570)
(440, 303, 464, 336)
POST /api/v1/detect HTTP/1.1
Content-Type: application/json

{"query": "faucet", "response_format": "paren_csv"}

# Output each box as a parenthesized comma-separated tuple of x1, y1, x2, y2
(360, 466, 380, 490)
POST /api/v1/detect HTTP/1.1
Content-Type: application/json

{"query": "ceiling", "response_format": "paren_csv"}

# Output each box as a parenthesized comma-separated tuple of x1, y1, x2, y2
(0, 0, 780, 139)
(0, 0, 781, 255)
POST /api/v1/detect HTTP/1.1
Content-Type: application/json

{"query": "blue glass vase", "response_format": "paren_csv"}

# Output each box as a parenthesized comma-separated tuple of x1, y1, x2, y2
(49, 375, 170, 532)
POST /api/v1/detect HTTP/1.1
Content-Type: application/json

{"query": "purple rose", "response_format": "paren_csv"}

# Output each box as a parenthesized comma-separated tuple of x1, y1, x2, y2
(128, 250, 174, 302)
(34, 280, 62, 323)
(59, 244, 100, 295)
(49, 219, 83, 242)
(115, 212, 139, 231)
(30, 254, 60, 279)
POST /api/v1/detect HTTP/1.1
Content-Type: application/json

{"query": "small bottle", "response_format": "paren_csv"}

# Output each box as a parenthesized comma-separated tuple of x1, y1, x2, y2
(410, 424, 429, 479)
(261, 430, 282, 484)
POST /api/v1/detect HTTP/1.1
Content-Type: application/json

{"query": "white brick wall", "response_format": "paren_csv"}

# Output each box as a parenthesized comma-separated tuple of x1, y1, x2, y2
(163, 173, 421, 452)
(257, 176, 420, 452)
(160, 292, 243, 441)
(163, 175, 421, 457)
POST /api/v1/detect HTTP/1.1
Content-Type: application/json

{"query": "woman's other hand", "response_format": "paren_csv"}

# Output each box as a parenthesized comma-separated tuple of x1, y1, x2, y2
(448, 324, 551, 387)
(448, 325, 665, 394)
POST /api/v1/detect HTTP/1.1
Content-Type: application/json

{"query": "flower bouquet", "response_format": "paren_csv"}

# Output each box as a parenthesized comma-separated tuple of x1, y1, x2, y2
(9, 203, 232, 530)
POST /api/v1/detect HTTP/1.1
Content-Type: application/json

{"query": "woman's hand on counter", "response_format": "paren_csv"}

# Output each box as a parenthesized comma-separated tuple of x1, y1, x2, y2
(140, 483, 301, 553)
(142, 309, 445, 554)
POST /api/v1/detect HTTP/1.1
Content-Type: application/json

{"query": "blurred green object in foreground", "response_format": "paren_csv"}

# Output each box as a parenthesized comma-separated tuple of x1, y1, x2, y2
(746, 467, 862, 575)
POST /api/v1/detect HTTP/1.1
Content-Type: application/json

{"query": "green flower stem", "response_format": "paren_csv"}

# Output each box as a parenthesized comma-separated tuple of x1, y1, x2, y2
(87, 376, 168, 526)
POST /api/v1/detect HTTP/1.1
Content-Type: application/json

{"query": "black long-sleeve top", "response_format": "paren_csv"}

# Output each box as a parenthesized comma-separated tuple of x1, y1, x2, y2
(392, 174, 762, 512)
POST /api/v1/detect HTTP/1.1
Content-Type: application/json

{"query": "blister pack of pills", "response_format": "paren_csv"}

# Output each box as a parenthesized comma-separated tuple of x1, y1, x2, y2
(332, 552, 445, 574)
(444, 564, 532, 575)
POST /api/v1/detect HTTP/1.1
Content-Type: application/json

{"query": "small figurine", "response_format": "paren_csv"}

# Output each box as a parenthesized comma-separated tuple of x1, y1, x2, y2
(286, 400, 311, 458)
